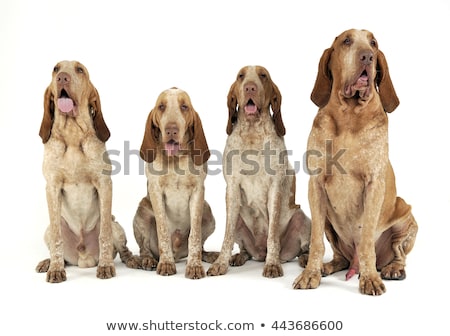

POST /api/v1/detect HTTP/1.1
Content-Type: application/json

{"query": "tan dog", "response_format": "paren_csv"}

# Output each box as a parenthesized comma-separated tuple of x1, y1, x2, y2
(207, 66, 311, 278)
(293, 29, 418, 295)
(36, 60, 137, 282)
(132, 87, 217, 279)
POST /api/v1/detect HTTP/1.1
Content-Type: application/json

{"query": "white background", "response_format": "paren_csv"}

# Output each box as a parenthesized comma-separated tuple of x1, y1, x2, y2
(1, 0, 449, 334)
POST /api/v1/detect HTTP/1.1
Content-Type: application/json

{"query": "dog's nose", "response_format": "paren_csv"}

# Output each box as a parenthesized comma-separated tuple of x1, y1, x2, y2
(57, 72, 71, 84)
(165, 123, 179, 138)
(359, 50, 374, 65)
(244, 82, 257, 93)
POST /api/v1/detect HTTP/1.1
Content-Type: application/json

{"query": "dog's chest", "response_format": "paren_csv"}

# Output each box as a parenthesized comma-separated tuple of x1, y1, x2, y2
(308, 110, 389, 235)
(308, 110, 388, 177)
(147, 160, 204, 225)
(43, 137, 109, 182)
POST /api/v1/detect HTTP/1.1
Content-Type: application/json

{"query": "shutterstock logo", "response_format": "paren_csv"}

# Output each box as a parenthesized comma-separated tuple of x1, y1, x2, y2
(103, 140, 347, 176)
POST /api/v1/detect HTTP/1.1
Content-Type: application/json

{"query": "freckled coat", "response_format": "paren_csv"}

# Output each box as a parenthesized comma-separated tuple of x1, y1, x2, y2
(36, 60, 136, 283)
(293, 29, 418, 295)
(207, 66, 311, 278)
(132, 87, 217, 279)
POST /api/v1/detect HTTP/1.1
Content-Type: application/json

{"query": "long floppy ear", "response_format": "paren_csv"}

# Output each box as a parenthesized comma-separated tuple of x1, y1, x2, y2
(139, 110, 159, 163)
(39, 86, 54, 143)
(89, 86, 110, 142)
(270, 81, 285, 137)
(191, 111, 210, 166)
(376, 50, 399, 113)
(226, 81, 238, 135)
(310, 47, 333, 108)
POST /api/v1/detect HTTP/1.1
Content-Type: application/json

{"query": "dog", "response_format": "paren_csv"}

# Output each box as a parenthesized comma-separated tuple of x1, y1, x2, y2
(293, 29, 418, 295)
(207, 66, 311, 278)
(36, 60, 137, 282)
(132, 87, 218, 279)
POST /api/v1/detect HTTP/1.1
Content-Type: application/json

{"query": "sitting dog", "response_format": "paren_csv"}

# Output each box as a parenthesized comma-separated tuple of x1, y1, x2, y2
(293, 29, 418, 295)
(207, 66, 311, 278)
(132, 87, 218, 279)
(36, 60, 137, 282)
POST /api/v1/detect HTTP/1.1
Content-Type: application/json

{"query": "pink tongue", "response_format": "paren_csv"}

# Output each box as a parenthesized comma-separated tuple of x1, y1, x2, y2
(57, 98, 74, 113)
(356, 75, 368, 86)
(165, 142, 180, 156)
(244, 104, 257, 114)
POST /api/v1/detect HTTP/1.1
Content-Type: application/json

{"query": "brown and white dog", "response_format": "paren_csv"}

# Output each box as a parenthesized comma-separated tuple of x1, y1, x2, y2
(132, 87, 218, 279)
(36, 60, 137, 282)
(293, 29, 418, 295)
(207, 66, 311, 278)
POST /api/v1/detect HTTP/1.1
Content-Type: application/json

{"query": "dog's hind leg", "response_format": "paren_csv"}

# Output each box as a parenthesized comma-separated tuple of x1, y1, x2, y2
(379, 203, 418, 280)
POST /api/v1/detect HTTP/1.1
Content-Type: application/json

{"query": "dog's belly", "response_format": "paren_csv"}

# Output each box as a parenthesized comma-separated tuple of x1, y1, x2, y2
(238, 175, 294, 238)
(61, 182, 101, 234)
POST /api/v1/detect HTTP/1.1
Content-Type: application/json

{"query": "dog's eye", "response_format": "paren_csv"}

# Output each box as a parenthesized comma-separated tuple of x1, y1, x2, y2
(370, 39, 377, 47)
(159, 104, 165, 112)
(180, 104, 189, 112)
(259, 73, 267, 80)
(53, 66, 59, 73)
(76, 67, 84, 73)
(238, 73, 244, 80)
(343, 37, 352, 45)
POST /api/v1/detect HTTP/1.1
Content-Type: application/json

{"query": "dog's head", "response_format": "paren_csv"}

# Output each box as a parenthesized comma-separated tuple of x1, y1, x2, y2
(311, 29, 399, 113)
(227, 65, 285, 136)
(39, 60, 110, 143)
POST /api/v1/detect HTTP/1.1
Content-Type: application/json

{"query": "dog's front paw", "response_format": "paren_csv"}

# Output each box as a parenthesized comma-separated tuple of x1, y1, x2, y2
(263, 263, 284, 278)
(97, 264, 116, 279)
(292, 269, 321, 289)
(157, 261, 176, 276)
(46, 268, 67, 283)
(185, 263, 206, 279)
(207, 262, 228, 276)
(359, 274, 386, 295)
